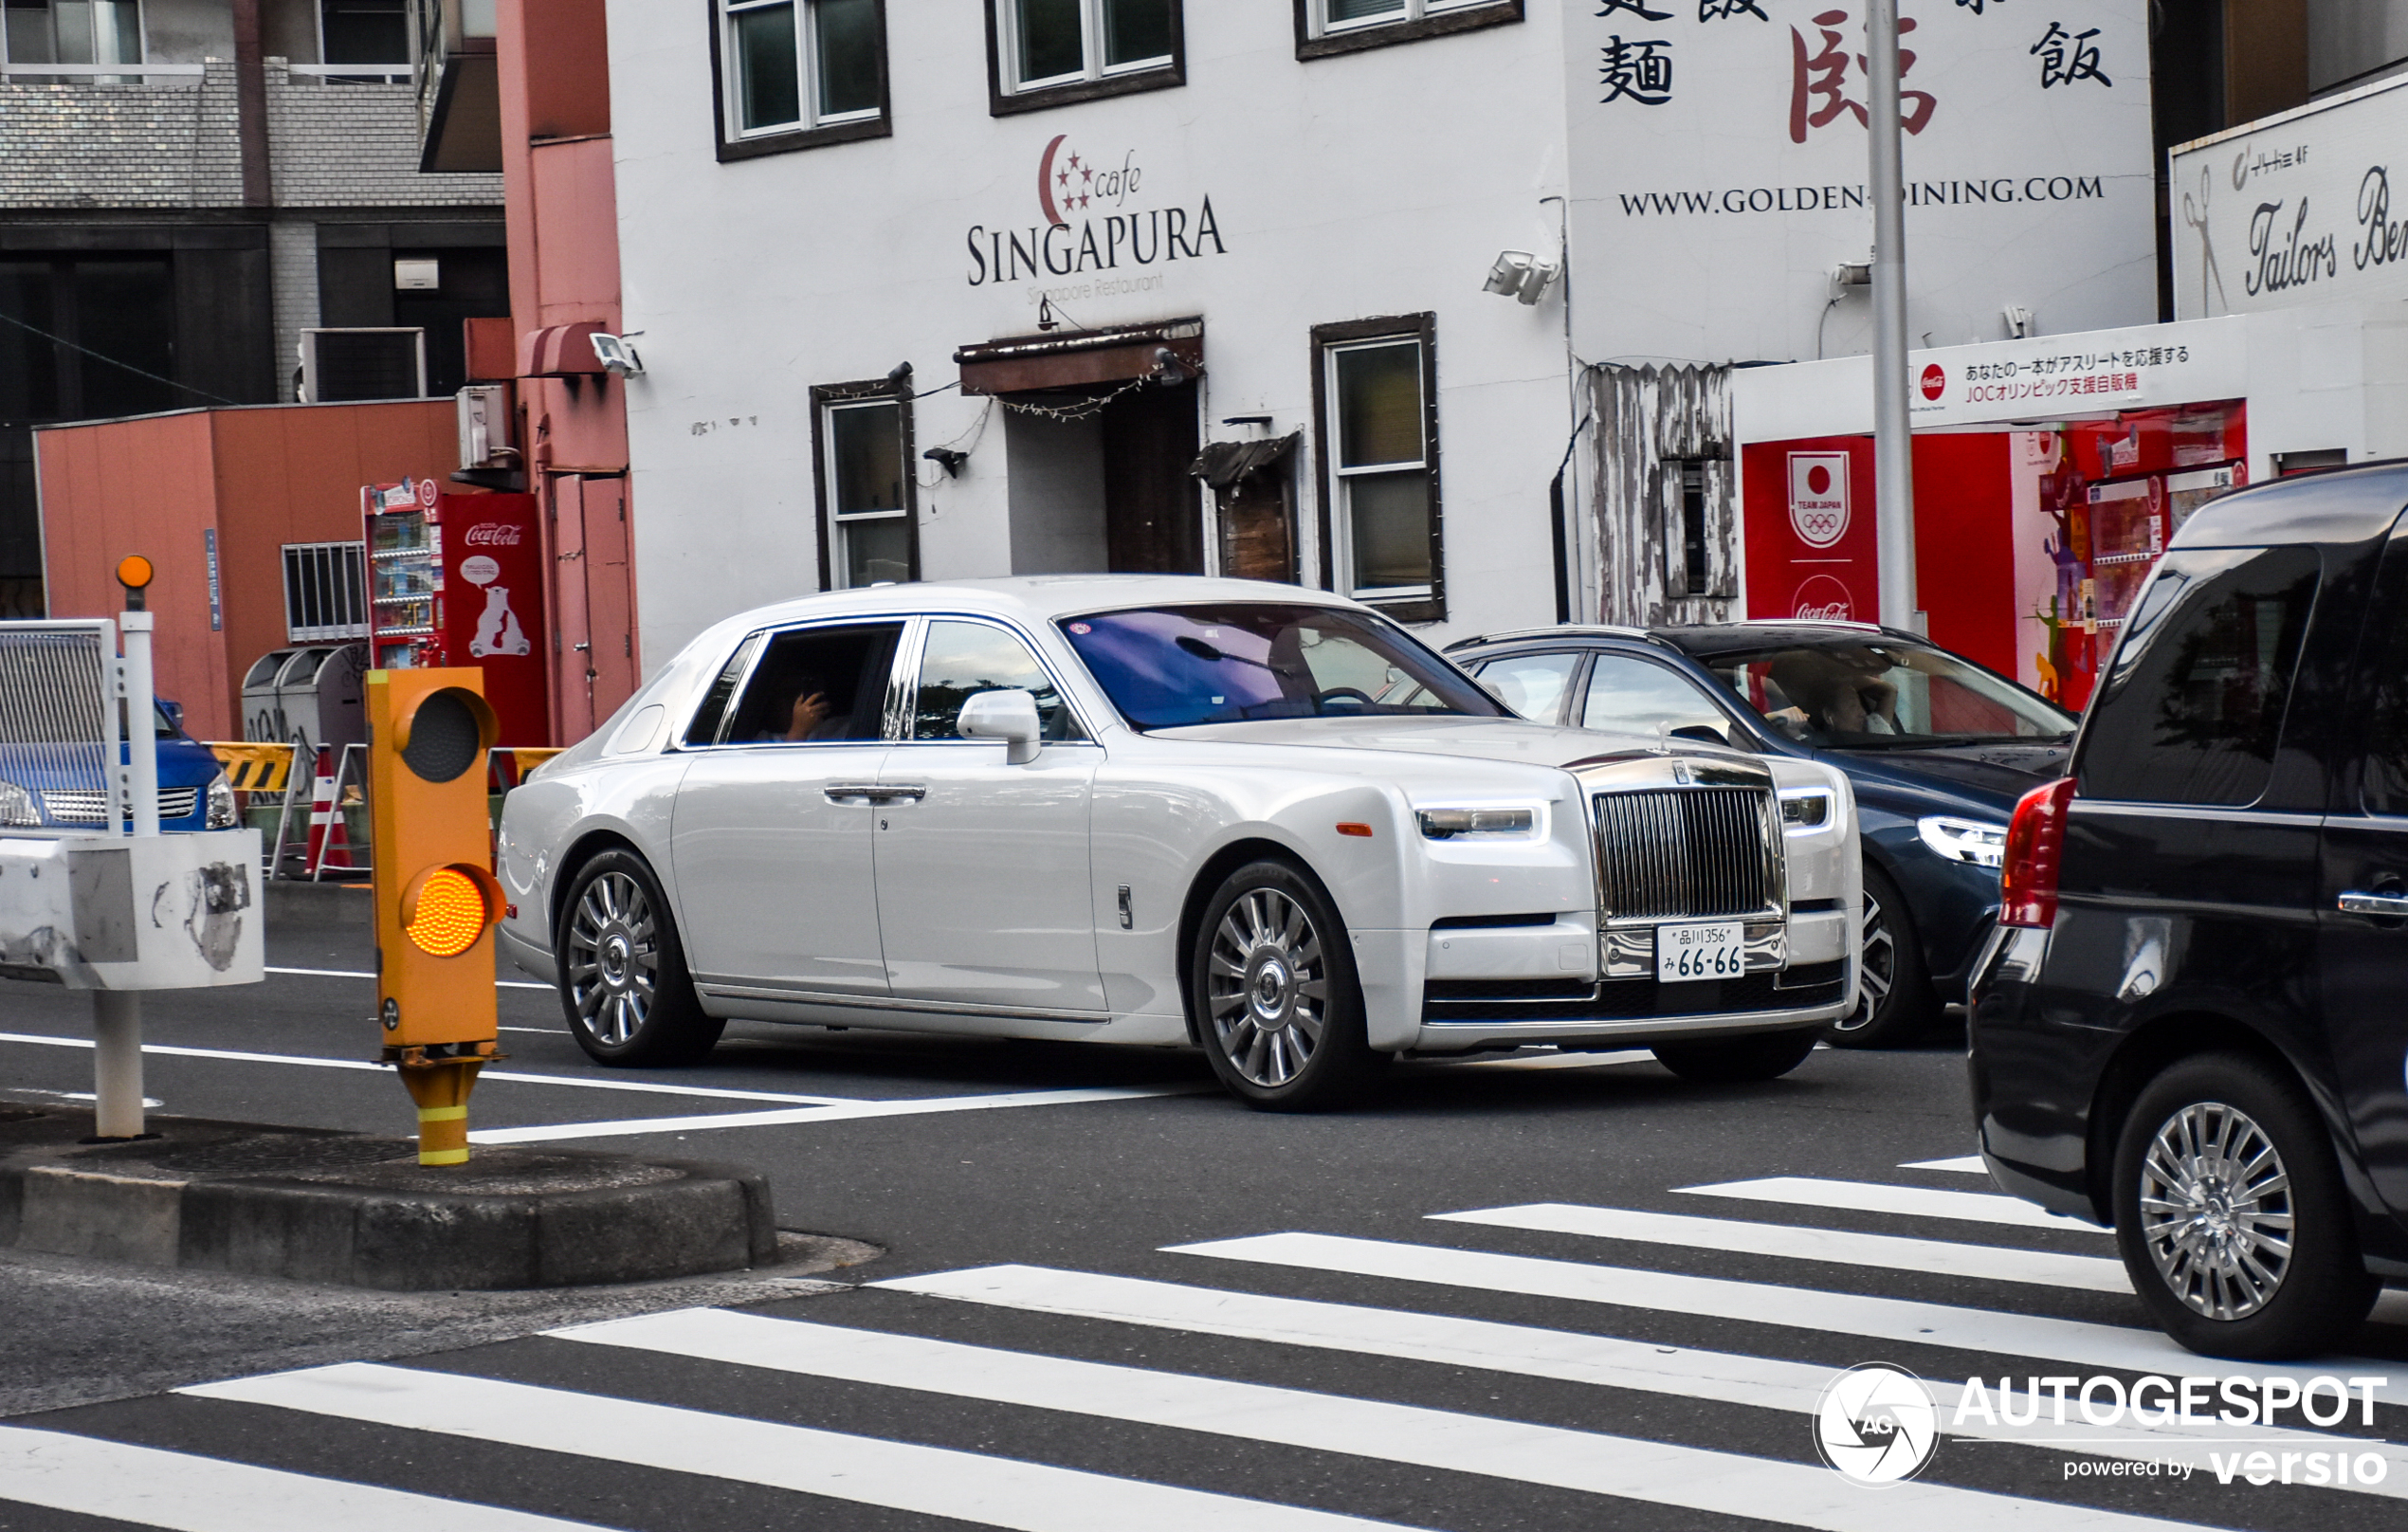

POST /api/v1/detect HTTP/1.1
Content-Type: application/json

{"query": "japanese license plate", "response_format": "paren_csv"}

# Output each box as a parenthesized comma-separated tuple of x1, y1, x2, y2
(1656, 921, 1745, 983)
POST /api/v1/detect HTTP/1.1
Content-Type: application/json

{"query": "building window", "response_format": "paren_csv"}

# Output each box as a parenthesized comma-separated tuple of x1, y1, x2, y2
(813, 384, 916, 591)
(1296, 0, 1520, 61)
(1314, 316, 1441, 619)
(987, 0, 1182, 116)
(2, 0, 141, 75)
(283, 542, 370, 642)
(319, 0, 409, 67)
(713, 0, 890, 161)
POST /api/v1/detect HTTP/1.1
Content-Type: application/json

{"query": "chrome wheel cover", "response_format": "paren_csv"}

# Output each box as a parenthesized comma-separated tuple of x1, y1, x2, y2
(1206, 886, 1327, 1087)
(1833, 885, 1896, 1032)
(2137, 1100, 2295, 1322)
(565, 870, 659, 1048)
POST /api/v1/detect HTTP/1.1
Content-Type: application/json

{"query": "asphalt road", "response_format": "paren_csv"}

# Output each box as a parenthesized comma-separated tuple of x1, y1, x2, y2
(2, 891, 2405, 1532)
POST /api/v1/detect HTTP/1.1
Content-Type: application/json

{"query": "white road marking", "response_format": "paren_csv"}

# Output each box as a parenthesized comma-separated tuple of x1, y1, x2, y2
(547, 1308, 2217, 1531)
(1167, 1232, 2407, 1407)
(467, 1083, 1215, 1143)
(1678, 1176, 2103, 1231)
(881, 1265, 2408, 1492)
(265, 965, 554, 992)
(1902, 1156, 1991, 1174)
(0, 1426, 607, 1532)
(1431, 1203, 2129, 1292)
(181, 1363, 1414, 1532)
(0, 1031, 852, 1105)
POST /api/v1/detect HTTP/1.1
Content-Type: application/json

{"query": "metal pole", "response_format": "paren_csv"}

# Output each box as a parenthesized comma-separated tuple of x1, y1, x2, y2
(93, 988, 145, 1138)
(120, 611, 159, 837)
(1866, 0, 1919, 631)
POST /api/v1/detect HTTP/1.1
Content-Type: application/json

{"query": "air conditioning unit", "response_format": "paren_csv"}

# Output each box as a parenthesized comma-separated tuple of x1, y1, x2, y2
(300, 327, 428, 403)
(457, 383, 514, 468)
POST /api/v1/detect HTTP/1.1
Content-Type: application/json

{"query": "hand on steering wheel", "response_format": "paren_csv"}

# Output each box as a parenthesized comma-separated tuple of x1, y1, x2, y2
(1315, 686, 1376, 714)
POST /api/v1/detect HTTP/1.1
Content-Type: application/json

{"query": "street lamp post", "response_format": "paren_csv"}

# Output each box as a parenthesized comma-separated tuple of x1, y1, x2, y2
(1866, 0, 1919, 632)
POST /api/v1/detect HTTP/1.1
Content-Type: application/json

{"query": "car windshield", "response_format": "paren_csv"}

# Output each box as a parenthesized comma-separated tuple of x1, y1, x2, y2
(1701, 638, 2074, 748)
(1059, 603, 1503, 730)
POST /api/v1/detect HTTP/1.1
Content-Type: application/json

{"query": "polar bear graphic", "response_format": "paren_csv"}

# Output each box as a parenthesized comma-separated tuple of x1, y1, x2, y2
(469, 584, 531, 658)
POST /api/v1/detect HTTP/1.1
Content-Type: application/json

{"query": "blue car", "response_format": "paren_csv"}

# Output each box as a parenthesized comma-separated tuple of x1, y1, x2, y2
(1443, 621, 2076, 1046)
(0, 698, 237, 833)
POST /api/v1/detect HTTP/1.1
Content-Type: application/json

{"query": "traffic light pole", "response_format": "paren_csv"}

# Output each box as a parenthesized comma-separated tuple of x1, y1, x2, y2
(93, 582, 159, 1140)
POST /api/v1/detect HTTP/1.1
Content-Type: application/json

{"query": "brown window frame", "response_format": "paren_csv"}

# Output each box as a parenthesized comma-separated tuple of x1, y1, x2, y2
(1310, 312, 1444, 626)
(811, 376, 921, 593)
(983, 0, 1186, 118)
(1292, 0, 1521, 63)
(707, 0, 894, 164)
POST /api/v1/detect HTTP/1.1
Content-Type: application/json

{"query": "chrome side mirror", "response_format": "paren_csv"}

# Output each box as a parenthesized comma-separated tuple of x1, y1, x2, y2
(958, 688, 1043, 764)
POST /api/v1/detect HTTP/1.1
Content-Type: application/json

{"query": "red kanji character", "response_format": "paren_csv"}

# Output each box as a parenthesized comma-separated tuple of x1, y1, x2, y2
(1789, 10, 1935, 144)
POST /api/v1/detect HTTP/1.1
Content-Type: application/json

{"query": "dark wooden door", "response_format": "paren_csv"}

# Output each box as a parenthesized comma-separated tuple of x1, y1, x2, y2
(1100, 379, 1202, 574)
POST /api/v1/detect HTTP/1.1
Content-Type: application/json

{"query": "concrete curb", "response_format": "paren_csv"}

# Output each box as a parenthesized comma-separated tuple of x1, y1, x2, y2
(0, 1108, 778, 1291)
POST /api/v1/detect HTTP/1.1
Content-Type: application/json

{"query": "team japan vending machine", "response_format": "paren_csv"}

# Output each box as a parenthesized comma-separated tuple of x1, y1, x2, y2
(363, 479, 553, 746)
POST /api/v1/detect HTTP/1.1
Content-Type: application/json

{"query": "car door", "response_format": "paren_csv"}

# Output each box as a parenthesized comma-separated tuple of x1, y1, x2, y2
(2320, 522, 2408, 1225)
(872, 617, 1105, 1013)
(668, 620, 905, 996)
(1578, 649, 1746, 746)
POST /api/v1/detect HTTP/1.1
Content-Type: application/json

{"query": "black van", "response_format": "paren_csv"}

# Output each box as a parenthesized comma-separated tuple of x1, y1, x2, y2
(1970, 463, 2408, 1359)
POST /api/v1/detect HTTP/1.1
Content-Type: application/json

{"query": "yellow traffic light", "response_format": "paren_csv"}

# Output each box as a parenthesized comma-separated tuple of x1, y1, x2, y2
(367, 668, 503, 1165)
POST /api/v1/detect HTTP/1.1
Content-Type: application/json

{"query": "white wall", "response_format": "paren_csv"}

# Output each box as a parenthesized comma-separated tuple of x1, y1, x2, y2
(608, 2, 1583, 667)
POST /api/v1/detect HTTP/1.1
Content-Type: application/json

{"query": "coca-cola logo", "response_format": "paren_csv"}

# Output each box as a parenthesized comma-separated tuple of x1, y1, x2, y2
(1920, 363, 1946, 402)
(463, 523, 523, 547)
(1791, 574, 1859, 622)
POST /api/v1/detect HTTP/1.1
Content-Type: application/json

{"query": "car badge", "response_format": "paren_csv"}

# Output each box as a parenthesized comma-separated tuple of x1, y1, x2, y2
(1672, 761, 1692, 786)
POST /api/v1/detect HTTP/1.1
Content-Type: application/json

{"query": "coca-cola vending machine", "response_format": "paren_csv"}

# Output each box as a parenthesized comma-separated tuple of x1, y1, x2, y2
(363, 479, 552, 745)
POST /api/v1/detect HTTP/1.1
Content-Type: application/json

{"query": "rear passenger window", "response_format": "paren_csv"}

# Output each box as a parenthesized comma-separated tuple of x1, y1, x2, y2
(724, 623, 905, 744)
(2080, 546, 2320, 806)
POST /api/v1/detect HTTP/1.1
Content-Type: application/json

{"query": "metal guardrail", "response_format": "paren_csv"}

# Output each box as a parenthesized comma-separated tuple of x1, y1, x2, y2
(285, 64, 414, 82)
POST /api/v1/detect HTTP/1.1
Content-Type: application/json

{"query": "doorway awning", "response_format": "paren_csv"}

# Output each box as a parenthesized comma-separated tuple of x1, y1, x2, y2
(954, 319, 1202, 396)
(1189, 431, 1299, 488)
(520, 321, 609, 377)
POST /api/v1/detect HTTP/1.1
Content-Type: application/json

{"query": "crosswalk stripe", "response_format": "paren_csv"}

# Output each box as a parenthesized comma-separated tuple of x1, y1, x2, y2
(1678, 1176, 2105, 1231)
(1166, 1233, 2406, 1408)
(1430, 1204, 2129, 1291)
(1901, 1156, 1989, 1174)
(0, 1426, 609, 1532)
(878, 1265, 2408, 1495)
(179, 1362, 1412, 1532)
(550, 1307, 2215, 1531)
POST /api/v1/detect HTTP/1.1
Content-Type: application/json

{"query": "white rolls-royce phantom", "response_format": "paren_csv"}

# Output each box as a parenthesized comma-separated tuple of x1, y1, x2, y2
(495, 577, 1860, 1109)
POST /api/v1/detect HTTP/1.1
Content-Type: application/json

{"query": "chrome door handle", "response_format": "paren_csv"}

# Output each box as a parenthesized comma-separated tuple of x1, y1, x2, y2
(878, 784, 928, 802)
(824, 782, 883, 802)
(2338, 890, 2408, 916)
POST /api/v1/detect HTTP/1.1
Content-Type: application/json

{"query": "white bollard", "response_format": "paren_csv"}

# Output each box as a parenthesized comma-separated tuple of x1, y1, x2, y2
(92, 990, 145, 1139)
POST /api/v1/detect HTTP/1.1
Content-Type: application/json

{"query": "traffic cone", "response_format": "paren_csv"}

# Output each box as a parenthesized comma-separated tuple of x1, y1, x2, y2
(303, 747, 335, 872)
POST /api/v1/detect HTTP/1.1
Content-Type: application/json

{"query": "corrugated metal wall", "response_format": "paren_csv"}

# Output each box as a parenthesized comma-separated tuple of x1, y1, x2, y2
(1590, 363, 1741, 628)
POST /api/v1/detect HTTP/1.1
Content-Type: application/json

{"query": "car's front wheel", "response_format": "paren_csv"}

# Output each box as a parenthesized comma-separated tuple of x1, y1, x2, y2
(1651, 1029, 1819, 1083)
(1191, 860, 1387, 1111)
(2111, 1052, 2379, 1359)
(557, 849, 724, 1067)
(1822, 861, 1940, 1048)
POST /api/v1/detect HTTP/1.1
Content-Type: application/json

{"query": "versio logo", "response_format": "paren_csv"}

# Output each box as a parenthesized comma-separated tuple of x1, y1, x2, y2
(1815, 1364, 1940, 1485)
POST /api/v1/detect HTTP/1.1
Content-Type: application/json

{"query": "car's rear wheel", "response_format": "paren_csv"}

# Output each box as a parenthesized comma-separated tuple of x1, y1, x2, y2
(558, 849, 724, 1067)
(2110, 1052, 2378, 1359)
(1192, 860, 1387, 1111)
(1651, 1029, 1819, 1083)
(1822, 861, 1940, 1048)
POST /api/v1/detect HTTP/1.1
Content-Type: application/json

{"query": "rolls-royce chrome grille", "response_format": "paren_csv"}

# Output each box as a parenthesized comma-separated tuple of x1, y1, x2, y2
(1592, 786, 1781, 921)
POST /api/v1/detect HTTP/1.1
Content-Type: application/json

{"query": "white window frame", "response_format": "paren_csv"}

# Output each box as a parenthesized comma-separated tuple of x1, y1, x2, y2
(997, 0, 1174, 95)
(1310, 0, 1491, 40)
(721, 0, 883, 141)
(282, 541, 370, 642)
(822, 396, 912, 591)
(1323, 334, 1435, 605)
(1, 0, 146, 74)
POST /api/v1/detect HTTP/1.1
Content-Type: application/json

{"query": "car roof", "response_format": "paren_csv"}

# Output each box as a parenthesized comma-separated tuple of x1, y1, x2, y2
(697, 574, 1369, 638)
(2170, 460, 2408, 550)
(1449, 621, 1923, 660)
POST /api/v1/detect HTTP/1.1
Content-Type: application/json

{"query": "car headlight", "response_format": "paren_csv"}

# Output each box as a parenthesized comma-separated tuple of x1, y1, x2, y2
(1417, 806, 1542, 840)
(205, 771, 238, 829)
(0, 778, 36, 829)
(1919, 814, 2007, 869)
(1778, 786, 1836, 834)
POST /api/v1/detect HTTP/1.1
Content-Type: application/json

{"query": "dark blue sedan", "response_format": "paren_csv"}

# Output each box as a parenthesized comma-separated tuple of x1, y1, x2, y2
(1443, 621, 2075, 1046)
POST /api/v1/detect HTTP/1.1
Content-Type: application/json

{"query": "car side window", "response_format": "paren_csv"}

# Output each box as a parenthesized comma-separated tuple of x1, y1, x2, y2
(2080, 546, 2321, 806)
(721, 623, 905, 745)
(1581, 653, 1731, 740)
(684, 634, 761, 745)
(2357, 539, 2408, 815)
(1470, 651, 1581, 723)
(911, 620, 1084, 742)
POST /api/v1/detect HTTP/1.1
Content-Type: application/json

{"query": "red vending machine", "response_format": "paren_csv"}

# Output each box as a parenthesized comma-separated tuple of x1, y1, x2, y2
(363, 479, 553, 746)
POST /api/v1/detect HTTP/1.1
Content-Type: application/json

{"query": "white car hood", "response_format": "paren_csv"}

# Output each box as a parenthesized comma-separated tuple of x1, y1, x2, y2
(1153, 716, 1734, 773)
